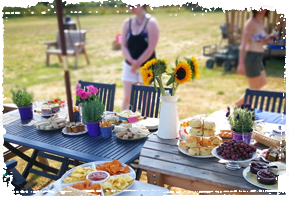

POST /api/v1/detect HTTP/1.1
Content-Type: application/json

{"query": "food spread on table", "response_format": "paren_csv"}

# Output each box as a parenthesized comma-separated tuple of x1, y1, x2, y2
(65, 121, 86, 133)
(35, 115, 66, 130)
(257, 169, 278, 185)
(54, 186, 98, 196)
(219, 130, 232, 139)
(34, 103, 61, 116)
(179, 118, 222, 156)
(100, 174, 134, 196)
(99, 120, 112, 128)
(63, 166, 95, 184)
(95, 159, 130, 176)
(114, 125, 150, 140)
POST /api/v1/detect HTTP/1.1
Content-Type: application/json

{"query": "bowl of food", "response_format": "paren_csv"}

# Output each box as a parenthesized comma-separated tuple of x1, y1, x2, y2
(86, 171, 110, 184)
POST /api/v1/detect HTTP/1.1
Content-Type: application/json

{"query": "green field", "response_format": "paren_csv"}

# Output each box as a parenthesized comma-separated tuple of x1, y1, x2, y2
(3, 12, 285, 193)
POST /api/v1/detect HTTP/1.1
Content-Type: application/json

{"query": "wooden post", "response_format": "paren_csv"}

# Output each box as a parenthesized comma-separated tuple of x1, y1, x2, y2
(230, 9, 236, 44)
(147, 171, 164, 187)
(56, 0, 74, 122)
(225, 10, 229, 45)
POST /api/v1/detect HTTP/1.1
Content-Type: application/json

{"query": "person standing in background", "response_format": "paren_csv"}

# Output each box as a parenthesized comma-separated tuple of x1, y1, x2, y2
(120, 4, 159, 111)
(235, 8, 275, 106)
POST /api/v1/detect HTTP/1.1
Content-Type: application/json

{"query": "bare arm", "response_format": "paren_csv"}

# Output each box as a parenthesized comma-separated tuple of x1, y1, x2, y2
(121, 18, 133, 64)
(237, 20, 253, 75)
(135, 18, 159, 67)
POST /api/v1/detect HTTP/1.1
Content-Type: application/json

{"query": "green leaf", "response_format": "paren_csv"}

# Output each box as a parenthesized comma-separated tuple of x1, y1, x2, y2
(166, 75, 175, 86)
(175, 58, 179, 66)
(11, 89, 33, 107)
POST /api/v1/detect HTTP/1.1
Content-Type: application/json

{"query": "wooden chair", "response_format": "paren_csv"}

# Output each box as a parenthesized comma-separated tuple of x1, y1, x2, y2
(44, 30, 90, 67)
(77, 80, 116, 112)
(243, 88, 286, 114)
(129, 84, 173, 118)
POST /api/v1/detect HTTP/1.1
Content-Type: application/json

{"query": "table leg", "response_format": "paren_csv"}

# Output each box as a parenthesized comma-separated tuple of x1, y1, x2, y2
(4, 141, 58, 174)
(57, 157, 70, 177)
(147, 171, 164, 187)
(22, 150, 39, 179)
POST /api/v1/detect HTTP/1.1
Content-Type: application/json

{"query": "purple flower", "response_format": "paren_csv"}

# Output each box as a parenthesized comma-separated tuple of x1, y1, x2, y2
(252, 116, 255, 121)
(226, 111, 230, 117)
(227, 106, 230, 111)
(236, 113, 240, 119)
(245, 102, 251, 109)
(240, 104, 244, 109)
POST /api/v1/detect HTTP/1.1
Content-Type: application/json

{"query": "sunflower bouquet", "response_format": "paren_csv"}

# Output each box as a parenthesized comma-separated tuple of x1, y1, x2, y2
(140, 57, 199, 96)
(166, 57, 200, 95)
(140, 58, 168, 96)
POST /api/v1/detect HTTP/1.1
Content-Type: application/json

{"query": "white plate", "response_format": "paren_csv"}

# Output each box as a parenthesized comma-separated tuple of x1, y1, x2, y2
(116, 135, 149, 141)
(211, 147, 257, 162)
(242, 166, 278, 190)
(177, 140, 215, 158)
(135, 118, 159, 130)
(60, 161, 135, 196)
(61, 126, 88, 136)
(35, 112, 59, 117)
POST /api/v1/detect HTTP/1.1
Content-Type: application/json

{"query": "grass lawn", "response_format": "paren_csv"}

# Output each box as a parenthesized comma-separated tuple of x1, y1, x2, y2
(3, 12, 285, 194)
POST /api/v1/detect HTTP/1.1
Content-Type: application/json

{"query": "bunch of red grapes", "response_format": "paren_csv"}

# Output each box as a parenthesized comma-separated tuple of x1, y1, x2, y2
(216, 140, 257, 161)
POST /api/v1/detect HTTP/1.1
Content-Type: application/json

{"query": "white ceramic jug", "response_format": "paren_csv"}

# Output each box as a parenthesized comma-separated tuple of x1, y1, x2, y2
(157, 96, 179, 139)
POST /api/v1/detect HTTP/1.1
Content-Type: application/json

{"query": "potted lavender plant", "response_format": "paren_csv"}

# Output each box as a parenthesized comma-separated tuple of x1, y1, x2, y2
(226, 103, 255, 144)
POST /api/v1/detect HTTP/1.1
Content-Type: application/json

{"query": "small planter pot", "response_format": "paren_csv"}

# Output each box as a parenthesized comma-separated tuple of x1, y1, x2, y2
(100, 126, 113, 138)
(86, 121, 101, 136)
(18, 105, 33, 120)
(232, 130, 253, 144)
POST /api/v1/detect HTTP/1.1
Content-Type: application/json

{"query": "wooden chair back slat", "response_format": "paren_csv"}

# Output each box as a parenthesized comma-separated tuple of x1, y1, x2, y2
(129, 85, 173, 118)
(77, 80, 116, 111)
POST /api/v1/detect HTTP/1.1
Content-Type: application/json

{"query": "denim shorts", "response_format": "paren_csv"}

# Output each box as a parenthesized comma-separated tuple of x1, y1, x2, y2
(245, 51, 264, 78)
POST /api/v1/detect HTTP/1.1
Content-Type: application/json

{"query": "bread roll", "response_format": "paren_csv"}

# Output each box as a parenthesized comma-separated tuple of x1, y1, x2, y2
(203, 120, 216, 130)
(209, 136, 223, 145)
(179, 141, 189, 150)
(185, 136, 198, 147)
(200, 146, 212, 156)
(189, 127, 203, 136)
(188, 147, 200, 156)
(201, 137, 211, 147)
(189, 117, 202, 128)
(204, 129, 215, 137)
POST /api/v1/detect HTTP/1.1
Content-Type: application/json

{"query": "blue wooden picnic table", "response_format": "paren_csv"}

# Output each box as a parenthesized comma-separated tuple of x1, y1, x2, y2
(3, 108, 148, 180)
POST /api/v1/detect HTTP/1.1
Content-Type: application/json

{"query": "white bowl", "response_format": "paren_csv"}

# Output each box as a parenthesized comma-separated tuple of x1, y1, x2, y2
(86, 171, 110, 184)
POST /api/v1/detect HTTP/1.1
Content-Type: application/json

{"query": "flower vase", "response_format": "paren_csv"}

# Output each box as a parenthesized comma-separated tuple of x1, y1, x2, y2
(232, 130, 253, 144)
(157, 96, 179, 139)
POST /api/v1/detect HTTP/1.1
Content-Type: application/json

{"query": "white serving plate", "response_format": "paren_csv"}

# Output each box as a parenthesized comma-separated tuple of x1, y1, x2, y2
(61, 126, 88, 136)
(177, 140, 215, 158)
(242, 166, 278, 190)
(36, 126, 65, 131)
(135, 118, 159, 130)
(211, 147, 257, 162)
(59, 161, 135, 196)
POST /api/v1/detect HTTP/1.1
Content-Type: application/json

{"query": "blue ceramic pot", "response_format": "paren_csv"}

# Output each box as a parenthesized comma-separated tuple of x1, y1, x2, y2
(18, 105, 33, 120)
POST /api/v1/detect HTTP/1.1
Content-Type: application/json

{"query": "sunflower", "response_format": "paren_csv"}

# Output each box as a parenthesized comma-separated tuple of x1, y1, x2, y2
(142, 69, 154, 85)
(143, 58, 157, 70)
(174, 61, 192, 84)
(191, 56, 200, 79)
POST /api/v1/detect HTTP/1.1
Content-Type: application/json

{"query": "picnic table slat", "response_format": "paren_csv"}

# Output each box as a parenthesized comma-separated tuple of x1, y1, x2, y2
(140, 147, 249, 178)
(139, 156, 258, 191)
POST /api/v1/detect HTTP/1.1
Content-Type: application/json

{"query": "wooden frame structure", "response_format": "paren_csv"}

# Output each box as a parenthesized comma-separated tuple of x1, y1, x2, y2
(225, 9, 286, 46)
